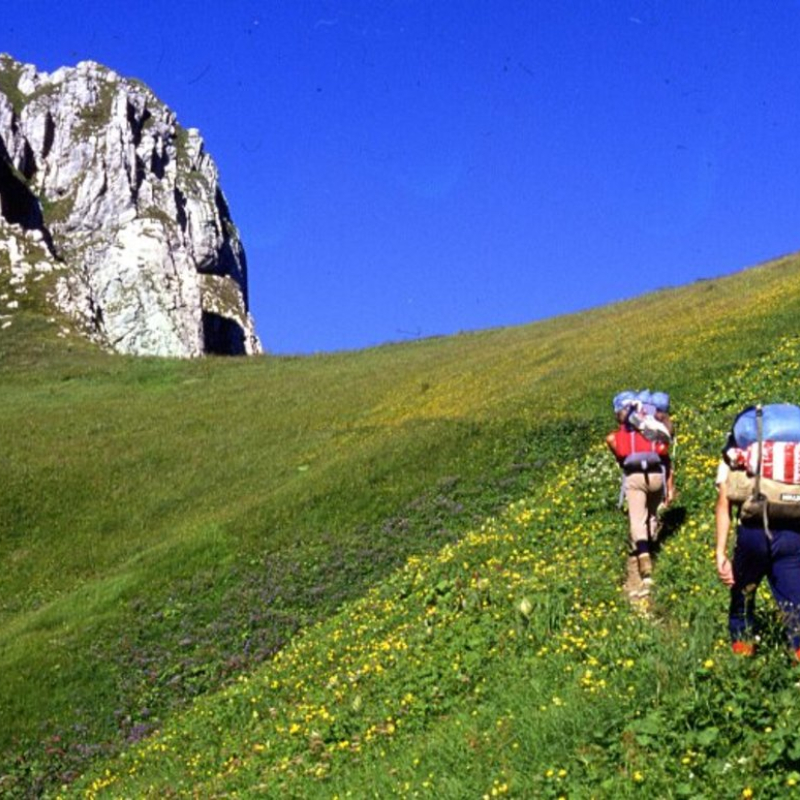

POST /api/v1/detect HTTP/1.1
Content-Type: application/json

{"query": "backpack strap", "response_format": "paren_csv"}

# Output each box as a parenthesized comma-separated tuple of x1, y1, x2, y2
(755, 404, 772, 539)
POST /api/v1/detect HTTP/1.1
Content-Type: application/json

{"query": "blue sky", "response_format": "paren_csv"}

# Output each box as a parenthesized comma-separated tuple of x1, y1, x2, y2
(3, 1, 800, 354)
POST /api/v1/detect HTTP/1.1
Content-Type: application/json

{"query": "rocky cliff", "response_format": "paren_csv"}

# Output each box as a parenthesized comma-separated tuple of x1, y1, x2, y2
(0, 54, 261, 357)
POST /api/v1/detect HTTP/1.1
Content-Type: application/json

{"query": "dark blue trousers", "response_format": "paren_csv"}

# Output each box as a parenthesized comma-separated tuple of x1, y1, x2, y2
(730, 525, 800, 650)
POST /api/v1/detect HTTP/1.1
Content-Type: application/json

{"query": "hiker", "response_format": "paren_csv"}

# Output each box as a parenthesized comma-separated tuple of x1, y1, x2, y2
(715, 404, 800, 657)
(606, 390, 673, 600)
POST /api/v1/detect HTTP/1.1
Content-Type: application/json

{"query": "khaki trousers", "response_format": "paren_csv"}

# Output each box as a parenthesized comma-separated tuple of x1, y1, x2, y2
(625, 471, 663, 554)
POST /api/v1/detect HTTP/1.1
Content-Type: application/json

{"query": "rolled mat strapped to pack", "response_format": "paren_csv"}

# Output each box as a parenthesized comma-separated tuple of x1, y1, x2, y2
(732, 403, 800, 448)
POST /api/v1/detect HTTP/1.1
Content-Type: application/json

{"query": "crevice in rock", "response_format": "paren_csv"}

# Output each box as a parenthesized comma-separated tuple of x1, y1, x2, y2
(237, 248, 250, 308)
(150, 147, 166, 180)
(214, 187, 231, 221)
(212, 239, 247, 301)
(173, 187, 187, 232)
(42, 112, 55, 160)
(202, 310, 246, 355)
(0, 137, 59, 256)
(19, 139, 37, 180)
(89, 297, 104, 333)
(0, 147, 44, 229)
(199, 237, 234, 278)
(127, 102, 150, 148)
(134, 154, 146, 194)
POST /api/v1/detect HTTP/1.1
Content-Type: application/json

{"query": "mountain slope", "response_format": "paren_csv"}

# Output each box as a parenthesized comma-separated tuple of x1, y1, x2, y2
(1, 251, 800, 796)
(70, 335, 800, 798)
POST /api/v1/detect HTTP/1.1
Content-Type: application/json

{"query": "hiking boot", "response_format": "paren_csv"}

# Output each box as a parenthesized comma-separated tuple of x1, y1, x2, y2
(637, 553, 653, 580)
(732, 641, 755, 657)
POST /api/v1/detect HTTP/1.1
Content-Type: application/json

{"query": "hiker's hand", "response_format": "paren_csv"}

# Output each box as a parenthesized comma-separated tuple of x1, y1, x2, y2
(665, 487, 678, 506)
(716, 553, 734, 587)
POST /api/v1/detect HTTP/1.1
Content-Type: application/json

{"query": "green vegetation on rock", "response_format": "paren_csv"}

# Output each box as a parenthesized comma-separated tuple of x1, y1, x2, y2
(0, 55, 26, 114)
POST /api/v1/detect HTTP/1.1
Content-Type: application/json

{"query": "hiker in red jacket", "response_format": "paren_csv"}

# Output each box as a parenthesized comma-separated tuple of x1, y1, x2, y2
(607, 392, 672, 602)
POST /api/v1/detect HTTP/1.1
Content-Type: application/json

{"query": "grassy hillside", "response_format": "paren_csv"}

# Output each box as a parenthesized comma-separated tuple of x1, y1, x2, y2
(2, 252, 800, 797)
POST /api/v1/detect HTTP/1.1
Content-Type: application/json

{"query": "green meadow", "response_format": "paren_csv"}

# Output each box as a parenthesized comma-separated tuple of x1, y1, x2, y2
(3, 253, 800, 797)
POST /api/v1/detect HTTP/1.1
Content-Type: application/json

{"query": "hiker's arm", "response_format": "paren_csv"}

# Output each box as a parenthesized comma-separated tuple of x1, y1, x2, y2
(715, 482, 735, 587)
(605, 432, 617, 456)
(665, 467, 675, 506)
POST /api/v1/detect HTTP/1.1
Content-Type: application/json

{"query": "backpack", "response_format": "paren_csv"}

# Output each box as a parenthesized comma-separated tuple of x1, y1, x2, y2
(612, 425, 668, 509)
(613, 426, 668, 474)
(725, 404, 800, 529)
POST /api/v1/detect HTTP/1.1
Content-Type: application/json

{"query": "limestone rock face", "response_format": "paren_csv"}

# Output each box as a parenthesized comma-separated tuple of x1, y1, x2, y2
(0, 54, 261, 356)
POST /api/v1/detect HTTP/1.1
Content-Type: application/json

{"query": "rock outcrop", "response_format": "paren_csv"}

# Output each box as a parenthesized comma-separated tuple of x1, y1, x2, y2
(0, 54, 261, 356)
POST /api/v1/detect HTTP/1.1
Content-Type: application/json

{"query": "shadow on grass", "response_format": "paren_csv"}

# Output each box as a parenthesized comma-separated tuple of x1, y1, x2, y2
(653, 504, 687, 557)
